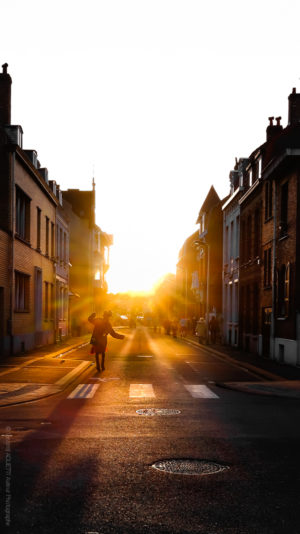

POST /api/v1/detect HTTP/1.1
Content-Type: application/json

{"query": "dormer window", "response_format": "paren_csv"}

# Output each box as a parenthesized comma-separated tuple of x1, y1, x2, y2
(200, 213, 205, 234)
(258, 157, 262, 179)
(249, 169, 253, 187)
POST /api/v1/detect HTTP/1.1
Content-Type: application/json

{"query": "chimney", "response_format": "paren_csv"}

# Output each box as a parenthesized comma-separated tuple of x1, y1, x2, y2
(0, 63, 12, 125)
(266, 116, 283, 141)
(288, 87, 300, 125)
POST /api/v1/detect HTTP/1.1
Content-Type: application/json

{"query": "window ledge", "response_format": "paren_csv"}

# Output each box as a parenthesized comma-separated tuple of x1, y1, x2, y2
(278, 234, 288, 241)
(15, 234, 31, 247)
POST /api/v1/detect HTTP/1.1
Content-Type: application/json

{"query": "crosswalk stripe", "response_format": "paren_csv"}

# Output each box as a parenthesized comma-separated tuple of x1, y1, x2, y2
(184, 385, 219, 398)
(129, 384, 155, 398)
(67, 383, 99, 399)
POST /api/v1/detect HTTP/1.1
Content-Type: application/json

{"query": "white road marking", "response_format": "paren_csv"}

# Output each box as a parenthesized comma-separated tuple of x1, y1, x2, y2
(129, 384, 155, 398)
(55, 361, 91, 387)
(186, 361, 200, 373)
(67, 383, 99, 399)
(184, 385, 219, 398)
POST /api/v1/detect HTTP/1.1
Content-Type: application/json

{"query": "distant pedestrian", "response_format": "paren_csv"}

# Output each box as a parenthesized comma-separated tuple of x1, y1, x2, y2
(171, 319, 178, 338)
(196, 317, 207, 344)
(209, 315, 218, 344)
(88, 311, 125, 372)
(163, 319, 171, 335)
(179, 318, 188, 337)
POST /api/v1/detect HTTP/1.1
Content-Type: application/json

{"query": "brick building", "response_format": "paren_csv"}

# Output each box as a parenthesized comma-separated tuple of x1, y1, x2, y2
(62, 186, 113, 334)
(0, 64, 71, 355)
(237, 89, 300, 364)
(0, 64, 63, 355)
(260, 90, 300, 364)
(195, 186, 225, 330)
(176, 230, 199, 320)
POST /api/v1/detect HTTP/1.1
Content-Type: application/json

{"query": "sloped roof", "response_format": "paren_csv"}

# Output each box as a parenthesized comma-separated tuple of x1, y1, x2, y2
(196, 185, 221, 223)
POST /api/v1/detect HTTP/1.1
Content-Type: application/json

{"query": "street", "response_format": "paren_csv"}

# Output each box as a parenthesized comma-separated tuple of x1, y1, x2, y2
(1, 327, 300, 534)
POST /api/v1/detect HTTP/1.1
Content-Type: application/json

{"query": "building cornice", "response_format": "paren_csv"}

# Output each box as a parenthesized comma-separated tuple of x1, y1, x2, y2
(239, 178, 261, 205)
(222, 186, 244, 211)
(262, 148, 300, 180)
(12, 146, 58, 206)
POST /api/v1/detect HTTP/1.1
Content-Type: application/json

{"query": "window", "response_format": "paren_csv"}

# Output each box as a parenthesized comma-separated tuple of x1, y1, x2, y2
(241, 220, 246, 263)
(249, 169, 253, 187)
(253, 283, 259, 334)
(16, 186, 30, 241)
(36, 208, 41, 250)
(230, 221, 234, 260)
(280, 181, 288, 236)
(265, 181, 272, 220)
(56, 225, 60, 260)
(51, 222, 55, 258)
(247, 215, 252, 259)
(60, 228, 63, 263)
(15, 271, 30, 311)
(225, 225, 229, 264)
(277, 263, 291, 317)
(235, 216, 240, 258)
(264, 248, 272, 287)
(258, 158, 262, 179)
(63, 232, 67, 263)
(45, 217, 49, 256)
(50, 283, 54, 319)
(254, 209, 260, 257)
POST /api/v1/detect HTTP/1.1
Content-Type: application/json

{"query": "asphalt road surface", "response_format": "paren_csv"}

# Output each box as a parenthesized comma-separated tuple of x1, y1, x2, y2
(1, 327, 300, 534)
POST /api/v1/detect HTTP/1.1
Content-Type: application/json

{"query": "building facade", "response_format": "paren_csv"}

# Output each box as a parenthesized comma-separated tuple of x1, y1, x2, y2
(222, 158, 249, 347)
(62, 186, 113, 335)
(0, 64, 69, 355)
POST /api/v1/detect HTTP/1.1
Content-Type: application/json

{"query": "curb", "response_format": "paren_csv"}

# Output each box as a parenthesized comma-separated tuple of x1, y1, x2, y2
(0, 339, 93, 407)
(181, 337, 284, 382)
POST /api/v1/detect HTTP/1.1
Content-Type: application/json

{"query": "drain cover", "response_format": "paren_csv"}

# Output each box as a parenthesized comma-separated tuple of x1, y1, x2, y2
(151, 459, 229, 476)
(136, 408, 181, 416)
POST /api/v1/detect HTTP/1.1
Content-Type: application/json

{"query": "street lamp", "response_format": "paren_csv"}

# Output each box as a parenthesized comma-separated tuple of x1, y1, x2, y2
(193, 239, 210, 343)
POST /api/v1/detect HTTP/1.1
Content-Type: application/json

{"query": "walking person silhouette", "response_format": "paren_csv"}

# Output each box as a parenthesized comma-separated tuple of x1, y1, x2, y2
(88, 311, 125, 372)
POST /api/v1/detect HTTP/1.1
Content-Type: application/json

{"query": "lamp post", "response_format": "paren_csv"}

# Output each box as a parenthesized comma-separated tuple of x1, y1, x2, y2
(193, 239, 210, 343)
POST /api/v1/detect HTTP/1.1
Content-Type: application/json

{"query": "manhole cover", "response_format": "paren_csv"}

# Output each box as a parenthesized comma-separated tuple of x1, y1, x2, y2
(136, 408, 181, 416)
(151, 459, 229, 476)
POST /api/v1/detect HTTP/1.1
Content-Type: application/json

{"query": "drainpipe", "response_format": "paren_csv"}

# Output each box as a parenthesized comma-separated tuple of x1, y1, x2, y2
(270, 179, 277, 359)
(8, 151, 15, 355)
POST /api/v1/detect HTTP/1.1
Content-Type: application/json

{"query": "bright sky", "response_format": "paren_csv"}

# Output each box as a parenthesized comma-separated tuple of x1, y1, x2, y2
(1, 0, 300, 293)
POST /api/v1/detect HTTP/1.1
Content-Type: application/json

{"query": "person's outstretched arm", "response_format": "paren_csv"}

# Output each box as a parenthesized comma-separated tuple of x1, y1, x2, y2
(108, 324, 125, 340)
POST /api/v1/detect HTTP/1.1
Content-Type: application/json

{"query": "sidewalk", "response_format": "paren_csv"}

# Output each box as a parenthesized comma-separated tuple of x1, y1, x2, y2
(0, 335, 93, 407)
(181, 333, 300, 399)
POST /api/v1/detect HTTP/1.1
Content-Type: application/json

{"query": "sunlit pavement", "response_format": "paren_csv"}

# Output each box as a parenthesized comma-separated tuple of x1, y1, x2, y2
(1, 327, 300, 533)
(2, 328, 300, 407)
(0, 335, 92, 406)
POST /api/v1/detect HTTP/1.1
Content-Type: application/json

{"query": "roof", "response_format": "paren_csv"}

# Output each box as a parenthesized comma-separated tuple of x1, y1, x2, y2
(196, 185, 221, 223)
